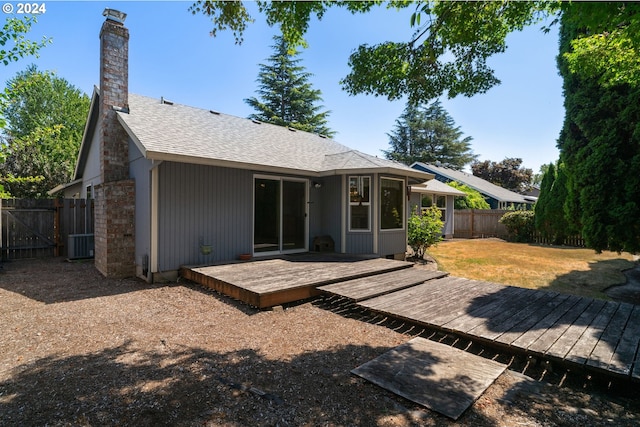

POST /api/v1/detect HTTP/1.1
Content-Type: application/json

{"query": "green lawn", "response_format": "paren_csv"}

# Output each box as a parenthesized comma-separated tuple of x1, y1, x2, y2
(427, 239, 638, 300)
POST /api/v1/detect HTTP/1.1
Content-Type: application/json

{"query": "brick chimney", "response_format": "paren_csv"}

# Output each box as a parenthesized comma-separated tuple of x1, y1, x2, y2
(94, 8, 135, 278)
(100, 8, 129, 182)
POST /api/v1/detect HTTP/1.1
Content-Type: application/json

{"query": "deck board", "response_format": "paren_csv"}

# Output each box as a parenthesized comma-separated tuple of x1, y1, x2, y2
(587, 303, 634, 371)
(443, 286, 529, 334)
(182, 256, 412, 308)
(469, 290, 554, 341)
(184, 255, 640, 382)
(351, 337, 506, 420)
(609, 305, 640, 377)
(318, 269, 447, 302)
(527, 297, 591, 355)
(564, 301, 619, 366)
(545, 299, 607, 361)
(510, 295, 581, 350)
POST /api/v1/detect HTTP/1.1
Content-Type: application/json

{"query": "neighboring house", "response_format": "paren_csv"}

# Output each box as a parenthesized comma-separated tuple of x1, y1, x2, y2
(54, 9, 434, 282)
(411, 162, 536, 209)
(409, 179, 466, 239)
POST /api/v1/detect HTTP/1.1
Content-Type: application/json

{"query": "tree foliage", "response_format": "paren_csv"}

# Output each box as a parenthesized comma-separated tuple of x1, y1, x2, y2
(561, 2, 640, 88)
(471, 157, 533, 192)
(0, 66, 90, 198)
(407, 205, 443, 260)
(191, 1, 640, 102)
(500, 210, 535, 243)
(0, 16, 51, 67)
(383, 100, 477, 169)
(192, 1, 557, 104)
(244, 35, 334, 137)
(557, 4, 640, 253)
(534, 162, 576, 245)
(446, 181, 490, 210)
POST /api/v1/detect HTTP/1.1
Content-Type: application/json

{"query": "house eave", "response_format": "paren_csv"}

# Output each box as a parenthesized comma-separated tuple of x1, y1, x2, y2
(144, 150, 324, 177)
(319, 168, 434, 181)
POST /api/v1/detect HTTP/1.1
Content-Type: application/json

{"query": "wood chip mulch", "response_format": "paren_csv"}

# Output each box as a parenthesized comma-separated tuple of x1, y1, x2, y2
(1, 257, 639, 426)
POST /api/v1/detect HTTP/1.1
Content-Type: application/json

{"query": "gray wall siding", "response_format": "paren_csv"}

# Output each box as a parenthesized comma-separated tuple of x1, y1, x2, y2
(316, 175, 342, 251)
(83, 127, 102, 196)
(129, 140, 152, 277)
(157, 162, 253, 271)
(346, 232, 373, 254)
(379, 230, 406, 257)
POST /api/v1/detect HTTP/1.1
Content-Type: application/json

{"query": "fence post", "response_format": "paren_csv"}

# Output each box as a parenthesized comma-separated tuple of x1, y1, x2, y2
(470, 209, 475, 238)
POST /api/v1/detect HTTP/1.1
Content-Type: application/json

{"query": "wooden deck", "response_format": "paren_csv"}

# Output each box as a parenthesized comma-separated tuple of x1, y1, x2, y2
(182, 255, 640, 382)
(180, 255, 413, 309)
(353, 276, 640, 381)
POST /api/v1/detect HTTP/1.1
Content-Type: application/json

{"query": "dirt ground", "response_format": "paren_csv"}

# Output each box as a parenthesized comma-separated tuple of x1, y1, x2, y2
(1, 258, 639, 427)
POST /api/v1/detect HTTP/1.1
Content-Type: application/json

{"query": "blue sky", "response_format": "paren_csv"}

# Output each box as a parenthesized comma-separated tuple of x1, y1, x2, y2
(1, 1, 564, 174)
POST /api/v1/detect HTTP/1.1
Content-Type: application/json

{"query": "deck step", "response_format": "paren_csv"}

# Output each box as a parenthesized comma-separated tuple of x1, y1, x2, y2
(318, 268, 448, 302)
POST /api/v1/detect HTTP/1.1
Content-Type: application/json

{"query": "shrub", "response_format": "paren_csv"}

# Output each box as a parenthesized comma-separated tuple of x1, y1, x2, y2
(408, 206, 443, 260)
(499, 210, 535, 243)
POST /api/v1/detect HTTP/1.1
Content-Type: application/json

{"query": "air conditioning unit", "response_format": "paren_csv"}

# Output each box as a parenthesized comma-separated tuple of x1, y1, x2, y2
(68, 234, 95, 260)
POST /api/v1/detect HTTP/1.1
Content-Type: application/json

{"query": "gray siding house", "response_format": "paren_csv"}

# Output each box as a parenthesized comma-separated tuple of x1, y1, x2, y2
(411, 162, 536, 209)
(59, 10, 434, 282)
(77, 93, 432, 281)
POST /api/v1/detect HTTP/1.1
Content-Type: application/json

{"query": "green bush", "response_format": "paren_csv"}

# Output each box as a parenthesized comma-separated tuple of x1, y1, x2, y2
(499, 210, 535, 243)
(408, 206, 443, 260)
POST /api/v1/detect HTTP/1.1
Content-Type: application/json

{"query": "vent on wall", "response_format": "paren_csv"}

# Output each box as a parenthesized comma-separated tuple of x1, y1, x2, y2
(68, 234, 95, 260)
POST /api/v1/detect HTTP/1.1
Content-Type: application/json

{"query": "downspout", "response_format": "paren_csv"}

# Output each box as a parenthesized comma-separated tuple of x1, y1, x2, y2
(372, 173, 378, 255)
(341, 175, 346, 253)
(150, 160, 162, 281)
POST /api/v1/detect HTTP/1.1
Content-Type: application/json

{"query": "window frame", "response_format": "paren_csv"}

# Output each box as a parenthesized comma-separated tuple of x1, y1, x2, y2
(348, 175, 371, 232)
(380, 177, 405, 231)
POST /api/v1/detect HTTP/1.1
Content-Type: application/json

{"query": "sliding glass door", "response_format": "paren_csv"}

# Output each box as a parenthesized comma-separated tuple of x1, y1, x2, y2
(254, 177, 307, 255)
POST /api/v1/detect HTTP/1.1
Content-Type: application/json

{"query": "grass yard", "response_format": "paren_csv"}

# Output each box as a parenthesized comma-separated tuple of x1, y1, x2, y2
(427, 238, 638, 300)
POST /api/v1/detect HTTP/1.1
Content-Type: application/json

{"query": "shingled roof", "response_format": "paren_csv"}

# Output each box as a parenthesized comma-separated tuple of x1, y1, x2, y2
(411, 162, 534, 204)
(112, 93, 432, 180)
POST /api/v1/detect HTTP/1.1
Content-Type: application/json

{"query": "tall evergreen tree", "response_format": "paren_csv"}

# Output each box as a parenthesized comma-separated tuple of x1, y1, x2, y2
(534, 162, 575, 245)
(558, 4, 640, 253)
(383, 100, 477, 169)
(245, 35, 334, 137)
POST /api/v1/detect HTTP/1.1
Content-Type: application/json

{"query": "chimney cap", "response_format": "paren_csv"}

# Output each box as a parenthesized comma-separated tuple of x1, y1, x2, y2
(103, 8, 127, 24)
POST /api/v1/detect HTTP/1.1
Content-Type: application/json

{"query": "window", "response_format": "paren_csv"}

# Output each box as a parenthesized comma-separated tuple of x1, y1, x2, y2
(380, 178, 404, 230)
(421, 194, 445, 221)
(349, 176, 370, 231)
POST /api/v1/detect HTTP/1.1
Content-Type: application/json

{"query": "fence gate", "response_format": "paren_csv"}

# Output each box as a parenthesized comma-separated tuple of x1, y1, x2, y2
(1, 199, 94, 260)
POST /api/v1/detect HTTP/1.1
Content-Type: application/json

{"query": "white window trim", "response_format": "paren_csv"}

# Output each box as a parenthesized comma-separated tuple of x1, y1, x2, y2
(348, 175, 371, 232)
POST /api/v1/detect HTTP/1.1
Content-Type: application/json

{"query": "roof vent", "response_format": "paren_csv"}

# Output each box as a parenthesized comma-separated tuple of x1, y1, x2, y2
(318, 134, 327, 139)
(251, 119, 262, 125)
(288, 127, 297, 132)
(160, 96, 173, 105)
(209, 110, 220, 115)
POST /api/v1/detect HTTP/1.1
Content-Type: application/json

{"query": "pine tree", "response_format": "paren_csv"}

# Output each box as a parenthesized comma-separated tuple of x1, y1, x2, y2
(383, 100, 477, 169)
(245, 35, 334, 137)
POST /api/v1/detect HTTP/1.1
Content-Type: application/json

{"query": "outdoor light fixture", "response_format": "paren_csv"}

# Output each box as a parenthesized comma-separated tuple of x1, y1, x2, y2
(313, 182, 322, 189)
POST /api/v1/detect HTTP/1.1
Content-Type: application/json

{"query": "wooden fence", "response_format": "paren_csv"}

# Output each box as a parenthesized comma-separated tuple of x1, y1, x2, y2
(453, 209, 586, 247)
(1, 198, 94, 260)
(453, 209, 510, 239)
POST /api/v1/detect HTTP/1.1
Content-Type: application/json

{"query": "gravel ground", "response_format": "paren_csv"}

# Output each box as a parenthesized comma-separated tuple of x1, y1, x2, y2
(1, 257, 639, 426)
